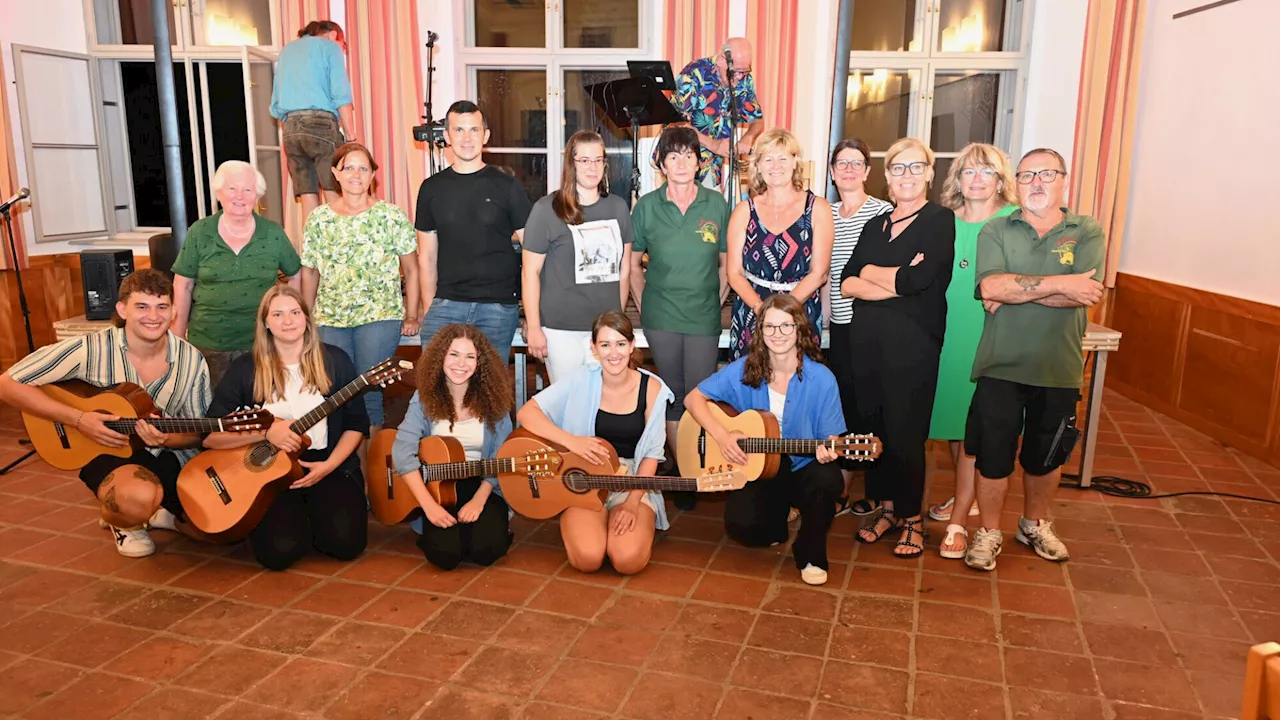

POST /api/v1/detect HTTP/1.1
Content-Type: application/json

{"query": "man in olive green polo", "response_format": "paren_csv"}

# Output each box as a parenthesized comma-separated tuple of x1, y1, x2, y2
(963, 148, 1106, 572)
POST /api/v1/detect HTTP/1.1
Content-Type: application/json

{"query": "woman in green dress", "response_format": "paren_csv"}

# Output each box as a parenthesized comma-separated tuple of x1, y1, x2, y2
(927, 143, 1017, 559)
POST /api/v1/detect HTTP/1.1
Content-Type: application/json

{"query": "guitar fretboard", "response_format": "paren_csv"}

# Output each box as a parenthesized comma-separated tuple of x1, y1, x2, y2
(420, 458, 515, 482)
(739, 438, 828, 454)
(103, 418, 227, 435)
(248, 369, 388, 466)
(567, 474, 701, 493)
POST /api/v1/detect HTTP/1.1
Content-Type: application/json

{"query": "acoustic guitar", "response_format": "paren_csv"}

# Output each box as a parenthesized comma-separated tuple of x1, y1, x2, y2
(22, 380, 273, 470)
(365, 428, 561, 526)
(178, 358, 413, 542)
(676, 402, 883, 481)
(495, 429, 748, 520)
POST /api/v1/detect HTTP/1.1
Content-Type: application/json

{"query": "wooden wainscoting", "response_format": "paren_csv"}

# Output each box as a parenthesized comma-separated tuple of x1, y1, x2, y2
(1108, 272, 1280, 468)
(0, 253, 152, 371)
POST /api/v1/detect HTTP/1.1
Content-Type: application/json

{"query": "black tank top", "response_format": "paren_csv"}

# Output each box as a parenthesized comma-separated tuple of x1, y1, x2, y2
(595, 373, 649, 460)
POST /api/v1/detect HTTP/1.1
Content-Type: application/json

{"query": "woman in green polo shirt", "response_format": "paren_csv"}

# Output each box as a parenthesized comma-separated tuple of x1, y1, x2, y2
(172, 161, 302, 386)
(628, 126, 729, 503)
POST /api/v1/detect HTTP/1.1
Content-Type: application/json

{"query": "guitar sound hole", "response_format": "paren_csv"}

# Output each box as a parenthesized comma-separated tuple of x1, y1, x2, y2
(564, 471, 589, 494)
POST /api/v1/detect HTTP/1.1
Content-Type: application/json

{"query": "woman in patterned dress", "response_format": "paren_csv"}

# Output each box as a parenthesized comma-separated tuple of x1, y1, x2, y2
(300, 142, 420, 433)
(726, 129, 833, 360)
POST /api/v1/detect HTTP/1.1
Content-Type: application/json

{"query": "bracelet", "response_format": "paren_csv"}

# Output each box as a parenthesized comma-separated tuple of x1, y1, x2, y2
(73, 412, 85, 430)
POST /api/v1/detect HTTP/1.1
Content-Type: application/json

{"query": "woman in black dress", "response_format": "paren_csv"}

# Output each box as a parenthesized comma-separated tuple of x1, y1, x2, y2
(840, 137, 955, 558)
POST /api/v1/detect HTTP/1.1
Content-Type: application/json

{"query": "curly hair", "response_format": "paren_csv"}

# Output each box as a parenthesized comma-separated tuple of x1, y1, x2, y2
(741, 294, 823, 388)
(415, 324, 513, 430)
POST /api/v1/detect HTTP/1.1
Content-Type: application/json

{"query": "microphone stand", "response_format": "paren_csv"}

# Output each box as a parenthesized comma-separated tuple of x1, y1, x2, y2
(0, 201, 36, 475)
(725, 51, 739, 211)
(423, 33, 439, 176)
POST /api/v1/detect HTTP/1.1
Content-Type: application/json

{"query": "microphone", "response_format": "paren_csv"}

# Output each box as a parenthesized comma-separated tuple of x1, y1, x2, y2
(426, 31, 439, 47)
(0, 188, 29, 214)
(722, 43, 733, 70)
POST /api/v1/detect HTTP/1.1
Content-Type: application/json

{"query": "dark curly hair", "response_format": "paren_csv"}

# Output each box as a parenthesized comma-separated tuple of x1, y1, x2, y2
(741, 294, 823, 388)
(415, 324, 513, 430)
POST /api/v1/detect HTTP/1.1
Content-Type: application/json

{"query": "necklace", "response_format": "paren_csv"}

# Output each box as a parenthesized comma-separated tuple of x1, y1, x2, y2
(220, 215, 254, 239)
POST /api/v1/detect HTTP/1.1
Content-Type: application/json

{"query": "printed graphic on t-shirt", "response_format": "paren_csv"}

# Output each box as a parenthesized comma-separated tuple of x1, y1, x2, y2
(571, 219, 623, 284)
(696, 219, 719, 244)
(1052, 236, 1077, 265)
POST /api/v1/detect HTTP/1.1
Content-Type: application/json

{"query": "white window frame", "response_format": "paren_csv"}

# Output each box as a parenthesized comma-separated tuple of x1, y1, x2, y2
(84, 0, 280, 56)
(846, 0, 1033, 171)
(456, 0, 656, 196)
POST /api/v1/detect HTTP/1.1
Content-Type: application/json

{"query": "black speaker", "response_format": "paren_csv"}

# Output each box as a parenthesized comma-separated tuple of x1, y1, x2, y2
(81, 249, 135, 321)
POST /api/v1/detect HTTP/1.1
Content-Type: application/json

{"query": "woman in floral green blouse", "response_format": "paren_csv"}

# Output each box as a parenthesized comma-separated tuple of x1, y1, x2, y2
(301, 142, 419, 431)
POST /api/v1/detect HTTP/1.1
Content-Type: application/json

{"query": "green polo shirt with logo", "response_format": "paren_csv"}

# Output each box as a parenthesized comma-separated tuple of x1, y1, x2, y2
(971, 208, 1105, 389)
(172, 212, 302, 351)
(631, 184, 729, 337)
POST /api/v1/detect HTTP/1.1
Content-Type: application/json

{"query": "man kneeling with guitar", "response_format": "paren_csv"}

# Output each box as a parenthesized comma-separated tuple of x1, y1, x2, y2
(0, 269, 212, 557)
(684, 294, 845, 586)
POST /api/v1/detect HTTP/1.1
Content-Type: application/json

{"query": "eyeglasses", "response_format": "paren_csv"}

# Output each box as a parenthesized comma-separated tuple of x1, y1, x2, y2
(574, 158, 606, 167)
(833, 159, 867, 171)
(761, 322, 796, 336)
(888, 162, 929, 177)
(729, 69, 752, 81)
(960, 168, 998, 180)
(340, 164, 371, 174)
(1015, 169, 1065, 184)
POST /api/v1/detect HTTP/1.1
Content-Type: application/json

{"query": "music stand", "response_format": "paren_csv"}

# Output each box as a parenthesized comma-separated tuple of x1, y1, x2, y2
(586, 77, 684, 204)
(627, 60, 677, 94)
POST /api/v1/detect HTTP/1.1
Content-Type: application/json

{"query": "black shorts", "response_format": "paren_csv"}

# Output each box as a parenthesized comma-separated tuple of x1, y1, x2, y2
(964, 377, 1080, 479)
(80, 449, 184, 517)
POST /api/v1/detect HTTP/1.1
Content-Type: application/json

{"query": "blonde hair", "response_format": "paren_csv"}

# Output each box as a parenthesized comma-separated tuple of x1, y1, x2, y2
(252, 285, 330, 404)
(748, 128, 806, 196)
(883, 137, 935, 203)
(939, 143, 1017, 209)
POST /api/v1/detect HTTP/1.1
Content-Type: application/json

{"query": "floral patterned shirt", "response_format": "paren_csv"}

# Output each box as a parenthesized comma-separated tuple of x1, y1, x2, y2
(655, 55, 763, 185)
(301, 201, 417, 328)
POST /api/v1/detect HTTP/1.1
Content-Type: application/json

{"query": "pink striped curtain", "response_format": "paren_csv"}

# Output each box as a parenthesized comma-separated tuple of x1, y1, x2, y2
(663, 0, 731, 76)
(276, 0, 329, 244)
(746, 0, 800, 132)
(343, 0, 425, 215)
(1071, 0, 1147, 291)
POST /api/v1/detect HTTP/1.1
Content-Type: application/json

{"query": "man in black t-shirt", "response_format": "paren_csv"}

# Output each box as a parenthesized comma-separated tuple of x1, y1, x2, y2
(415, 100, 533, 360)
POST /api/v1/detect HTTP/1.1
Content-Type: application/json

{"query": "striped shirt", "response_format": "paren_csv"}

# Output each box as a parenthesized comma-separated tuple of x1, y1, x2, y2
(829, 197, 894, 324)
(6, 327, 212, 463)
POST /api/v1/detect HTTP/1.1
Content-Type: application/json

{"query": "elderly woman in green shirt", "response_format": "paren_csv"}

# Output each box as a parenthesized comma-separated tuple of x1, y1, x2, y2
(171, 160, 302, 386)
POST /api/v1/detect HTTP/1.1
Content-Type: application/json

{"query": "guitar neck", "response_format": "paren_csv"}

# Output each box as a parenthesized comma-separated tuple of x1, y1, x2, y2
(104, 418, 228, 435)
(291, 375, 370, 434)
(572, 474, 700, 493)
(420, 457, 515, 482)
(738, 437, 827, 455)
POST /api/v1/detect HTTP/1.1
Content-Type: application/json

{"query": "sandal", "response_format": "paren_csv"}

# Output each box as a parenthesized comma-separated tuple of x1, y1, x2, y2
(894, 517, 925, 558)
(834, 496, 853, 517)
(856, 508, 899, 544)
(850, 497, 881, 516)
(938, 523, 968, 560)
(787, 507, 800, 523)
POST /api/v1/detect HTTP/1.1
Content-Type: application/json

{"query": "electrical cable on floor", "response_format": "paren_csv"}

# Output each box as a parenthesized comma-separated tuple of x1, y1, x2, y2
(1062, 475, 1280, 505)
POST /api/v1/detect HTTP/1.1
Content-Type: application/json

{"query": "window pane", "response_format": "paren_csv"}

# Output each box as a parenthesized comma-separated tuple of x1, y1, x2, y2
(96, 0, 178, 46)
(483, 153, 548, 205)
(563, 0, 639, 48)
(847, 0, 920, 52)
(477, 70, 547, 149)
(929, 157, 954, 204)
(121, 61, 199, 227)
(930, 71, 999, 153)
(865, 157, 888, 203)
(473, 0, 546, 48)
(937, 0, 1016, 52)
(189, 0, 272, 46)
(844, 70, 916, 153)
(565, 70, 636, 206)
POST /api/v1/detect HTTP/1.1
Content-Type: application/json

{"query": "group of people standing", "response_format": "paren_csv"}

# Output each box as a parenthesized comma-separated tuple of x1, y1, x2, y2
(0, 30, 1106, 592)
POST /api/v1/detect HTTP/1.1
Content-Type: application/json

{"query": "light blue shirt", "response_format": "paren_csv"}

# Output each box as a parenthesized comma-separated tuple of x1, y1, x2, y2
(530, 365, 674, 531)
(393, 391, 513, 535)
(696, 356, 846, 470)
(270, 35, 354, 120)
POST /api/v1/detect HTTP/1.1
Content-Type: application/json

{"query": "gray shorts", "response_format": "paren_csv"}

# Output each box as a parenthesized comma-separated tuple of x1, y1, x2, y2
(282, 110, 342, 196)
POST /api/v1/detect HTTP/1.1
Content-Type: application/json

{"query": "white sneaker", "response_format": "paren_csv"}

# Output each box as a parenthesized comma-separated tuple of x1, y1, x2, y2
(147, 507, 178, 531)
(928, 497, 981, 522)
(1016, 517, 1070, 562)
(964, 528, 1003, 571)
(109, 525, 156, 558)
(800, 564, 828, 586)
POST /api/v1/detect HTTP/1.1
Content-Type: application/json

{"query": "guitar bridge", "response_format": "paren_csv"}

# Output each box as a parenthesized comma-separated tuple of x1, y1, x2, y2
(54, 422, 70, 449)
(205, 467, 232, 505)
(527, 474, 541, 499)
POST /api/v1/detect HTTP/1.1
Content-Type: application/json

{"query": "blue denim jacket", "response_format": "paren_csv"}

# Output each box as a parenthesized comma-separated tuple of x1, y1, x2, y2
(530, 365, 674, 530)
(393, 391, 513, 534)
(696, 356, 846, 470)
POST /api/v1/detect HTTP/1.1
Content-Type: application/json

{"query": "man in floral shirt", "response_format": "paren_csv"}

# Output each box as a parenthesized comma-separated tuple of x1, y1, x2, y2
(660, 37, 765, 188)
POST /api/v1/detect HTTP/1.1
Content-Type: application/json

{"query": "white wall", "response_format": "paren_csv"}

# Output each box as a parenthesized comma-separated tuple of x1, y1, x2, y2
(0, 0, 93, 256)
(1020, 0, 1087, 172)
(1120, 0, 1280, 305)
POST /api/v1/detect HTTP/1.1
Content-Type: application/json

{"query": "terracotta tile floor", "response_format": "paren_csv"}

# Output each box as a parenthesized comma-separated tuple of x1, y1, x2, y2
(1, 390, 1278, 719)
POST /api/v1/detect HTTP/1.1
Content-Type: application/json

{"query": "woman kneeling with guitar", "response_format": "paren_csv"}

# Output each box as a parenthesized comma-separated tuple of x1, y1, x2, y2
(684, 294, 845, 586)
(517, 311, 673, 575)
(392, 324, 514, 570)
(203, 285, 370, 570)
